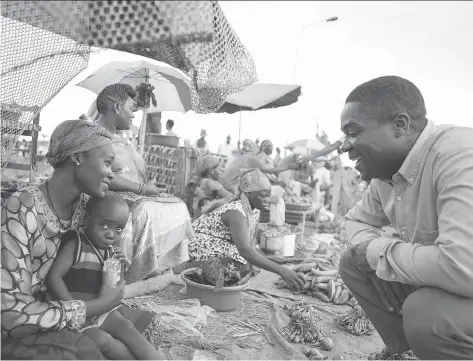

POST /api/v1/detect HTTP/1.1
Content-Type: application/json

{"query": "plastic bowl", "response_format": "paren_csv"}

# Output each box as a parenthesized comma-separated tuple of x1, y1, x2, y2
(181, 268, 248, 312)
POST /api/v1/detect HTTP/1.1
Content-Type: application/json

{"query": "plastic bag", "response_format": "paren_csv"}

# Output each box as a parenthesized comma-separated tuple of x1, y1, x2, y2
(270, 186, 286, 226)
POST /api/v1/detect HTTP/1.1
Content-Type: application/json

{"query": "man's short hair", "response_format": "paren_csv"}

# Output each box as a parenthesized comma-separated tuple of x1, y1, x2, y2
(346, 76, 427, 128)
(166, 119, 174, 128)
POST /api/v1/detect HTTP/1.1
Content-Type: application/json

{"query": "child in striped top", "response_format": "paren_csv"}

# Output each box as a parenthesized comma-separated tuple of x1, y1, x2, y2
(46, 191, 162, 360)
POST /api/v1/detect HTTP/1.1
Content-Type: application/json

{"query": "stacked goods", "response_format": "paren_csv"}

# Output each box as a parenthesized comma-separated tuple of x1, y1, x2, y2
(283, 181, 312, 208)
(279, 303, 333, 349)
(144, 145, 178, 194)
(333, 305, 375, 336)
(275, 256, 356, 306)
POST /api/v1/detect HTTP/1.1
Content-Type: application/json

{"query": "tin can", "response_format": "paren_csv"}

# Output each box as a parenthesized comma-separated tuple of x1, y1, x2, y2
(103, 258, 121, 287)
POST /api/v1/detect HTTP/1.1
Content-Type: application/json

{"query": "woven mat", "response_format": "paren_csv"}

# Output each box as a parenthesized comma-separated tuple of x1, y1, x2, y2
(247, 269, 351, 314)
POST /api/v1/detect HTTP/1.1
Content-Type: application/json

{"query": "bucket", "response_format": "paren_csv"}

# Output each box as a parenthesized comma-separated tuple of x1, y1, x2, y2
(260, 233, 284, 255)
(283, 234, 296, 257)
(181, 268, 248, 312)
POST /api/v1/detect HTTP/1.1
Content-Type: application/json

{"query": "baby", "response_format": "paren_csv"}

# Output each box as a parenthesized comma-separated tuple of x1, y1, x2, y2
(46, 191, 161, 360)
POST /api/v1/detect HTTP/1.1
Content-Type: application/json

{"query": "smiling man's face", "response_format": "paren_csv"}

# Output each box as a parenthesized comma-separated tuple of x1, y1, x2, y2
(340, 102, 406, 181)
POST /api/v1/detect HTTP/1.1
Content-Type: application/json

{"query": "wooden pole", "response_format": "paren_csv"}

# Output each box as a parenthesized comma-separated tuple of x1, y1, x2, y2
(29, 113, 40, 184)
(139, 69, 149, 156)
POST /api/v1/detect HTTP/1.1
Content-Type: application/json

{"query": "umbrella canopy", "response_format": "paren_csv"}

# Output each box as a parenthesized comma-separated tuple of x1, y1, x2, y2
(77, 60, 192, 113)
(285, 138, 326, 153)
(216, 83, 301, 114)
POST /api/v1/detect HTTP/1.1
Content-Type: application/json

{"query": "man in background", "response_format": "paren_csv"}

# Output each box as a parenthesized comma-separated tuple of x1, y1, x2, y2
(165, 119, 177, 137)
(218, 135, 236, 168)
(273, 147, 282, 167)
(194, 129, 209, 153)
(312, 156, 332, 205)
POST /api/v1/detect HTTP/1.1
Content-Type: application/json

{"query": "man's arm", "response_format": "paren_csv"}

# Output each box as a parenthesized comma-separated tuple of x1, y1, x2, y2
(366, 149, 473, 297)
(345, 180, 392, 246)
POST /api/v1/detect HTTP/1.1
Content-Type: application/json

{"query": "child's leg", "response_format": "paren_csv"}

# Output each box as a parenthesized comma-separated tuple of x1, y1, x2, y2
(100, 310, 163, 360)
(83, 327, 136, 360)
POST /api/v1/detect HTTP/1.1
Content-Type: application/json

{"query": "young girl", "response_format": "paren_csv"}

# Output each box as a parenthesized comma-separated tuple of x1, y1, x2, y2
(46, 192, 161, 360)
(185, 155, 232, 218)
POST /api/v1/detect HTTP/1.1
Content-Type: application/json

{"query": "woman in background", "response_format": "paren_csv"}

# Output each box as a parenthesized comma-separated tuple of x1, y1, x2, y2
(220, 139, 297, 193)
(184, 155, 232, 218)
(92, 83, 194, 283)
(189, 169, 305, 291)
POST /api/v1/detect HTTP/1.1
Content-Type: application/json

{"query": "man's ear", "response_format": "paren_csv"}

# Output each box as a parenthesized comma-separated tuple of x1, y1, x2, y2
(393, 113, 411, 137)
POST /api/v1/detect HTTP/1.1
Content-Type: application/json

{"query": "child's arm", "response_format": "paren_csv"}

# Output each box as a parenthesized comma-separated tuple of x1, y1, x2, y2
(45, 238, 76, 301)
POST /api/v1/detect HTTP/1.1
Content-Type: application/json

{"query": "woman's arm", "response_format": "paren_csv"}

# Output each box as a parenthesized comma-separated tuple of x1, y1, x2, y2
(45, 238, 117, 318)
(302, 138, 345, 163)
(109, 174, 141, 193)
(221, 211, 286, 275)
(215, 186, 233, 199)
(1, 194, 86, 338)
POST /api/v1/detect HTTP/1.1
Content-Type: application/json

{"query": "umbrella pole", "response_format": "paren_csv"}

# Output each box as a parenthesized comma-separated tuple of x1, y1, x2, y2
(238, 109, 242, 145)
(139, 69, 149, 155)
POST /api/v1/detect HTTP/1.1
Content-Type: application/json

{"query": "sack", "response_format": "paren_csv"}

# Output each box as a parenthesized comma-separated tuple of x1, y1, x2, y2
(270, 186, 286, 226)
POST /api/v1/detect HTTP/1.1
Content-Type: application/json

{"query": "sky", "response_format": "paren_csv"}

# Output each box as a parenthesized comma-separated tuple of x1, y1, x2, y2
(37, 1, 473, 165)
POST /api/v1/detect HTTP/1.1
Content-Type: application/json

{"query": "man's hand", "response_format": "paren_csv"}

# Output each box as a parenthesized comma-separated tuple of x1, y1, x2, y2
(370, 276, 418, 314)
(347, 239, 374, 273)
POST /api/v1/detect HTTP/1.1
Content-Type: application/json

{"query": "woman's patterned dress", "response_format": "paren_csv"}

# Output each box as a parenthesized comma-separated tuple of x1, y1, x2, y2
(189, 200, 259, 264)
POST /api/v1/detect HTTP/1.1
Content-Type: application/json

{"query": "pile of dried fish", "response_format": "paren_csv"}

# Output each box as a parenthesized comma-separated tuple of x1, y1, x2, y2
(333, 305, 375, 336)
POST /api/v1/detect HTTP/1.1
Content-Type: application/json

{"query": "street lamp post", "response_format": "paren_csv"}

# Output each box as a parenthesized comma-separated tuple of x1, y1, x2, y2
(285, 16, 338, 154)
(293, 16, 338, 83)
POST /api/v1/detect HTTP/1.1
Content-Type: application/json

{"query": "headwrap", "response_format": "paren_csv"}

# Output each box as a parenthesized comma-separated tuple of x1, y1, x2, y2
(241, 139, 257, 154)
(187, 155, 221, 187)
(46, 119, 113, 166)
(202, 168, 271, 241)
(259, 139, 273, 153)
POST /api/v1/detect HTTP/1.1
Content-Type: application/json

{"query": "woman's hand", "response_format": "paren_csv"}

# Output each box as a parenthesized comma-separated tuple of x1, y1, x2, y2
(144, 179, 164, 196)
(279, 267, 305, 291)
(111, 246, 130, 266)
(99, 274, 125, 309)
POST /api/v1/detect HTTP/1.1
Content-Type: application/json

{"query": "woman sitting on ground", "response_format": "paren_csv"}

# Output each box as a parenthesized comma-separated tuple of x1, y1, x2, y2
(188, 169, 305, 290)
(91, 83, 194, 283)
(184, 155, 232, 218)
(220, 139, 298, 193)
(1, 120, 156, 359)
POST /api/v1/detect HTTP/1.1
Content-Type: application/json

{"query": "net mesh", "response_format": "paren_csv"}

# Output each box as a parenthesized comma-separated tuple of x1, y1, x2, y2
(0, 4, 90, 169)
(1, 0, 257, 167)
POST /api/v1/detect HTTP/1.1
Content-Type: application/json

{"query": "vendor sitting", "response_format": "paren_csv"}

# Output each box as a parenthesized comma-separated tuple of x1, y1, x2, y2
(184, 155, 232, 218)
(188, 169, 305, 290)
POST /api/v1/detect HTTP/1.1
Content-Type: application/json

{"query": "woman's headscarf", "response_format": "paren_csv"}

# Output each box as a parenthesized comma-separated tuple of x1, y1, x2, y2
(45, 119, 113, 166)
(187, 155, 221, 186)
(259, 139, 273, 154)
(241, 139, 257, 154)
(202, 168, 271, 240)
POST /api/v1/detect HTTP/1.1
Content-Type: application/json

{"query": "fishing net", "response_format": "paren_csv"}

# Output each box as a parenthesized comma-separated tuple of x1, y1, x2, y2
(1, 2, 257, 169)
(0, 8, 90, 168)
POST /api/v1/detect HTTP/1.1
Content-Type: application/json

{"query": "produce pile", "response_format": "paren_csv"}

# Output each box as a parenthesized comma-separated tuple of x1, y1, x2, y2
(187, 258, 254, 288)
(283, 181, 312, 205)
(333, 305, 375, 336)
(279, 303, 333, 360)
(275, 256, 356, 306)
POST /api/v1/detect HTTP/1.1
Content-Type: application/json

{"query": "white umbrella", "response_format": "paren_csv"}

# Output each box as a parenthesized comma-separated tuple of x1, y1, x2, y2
(77, 60, 193, 154)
